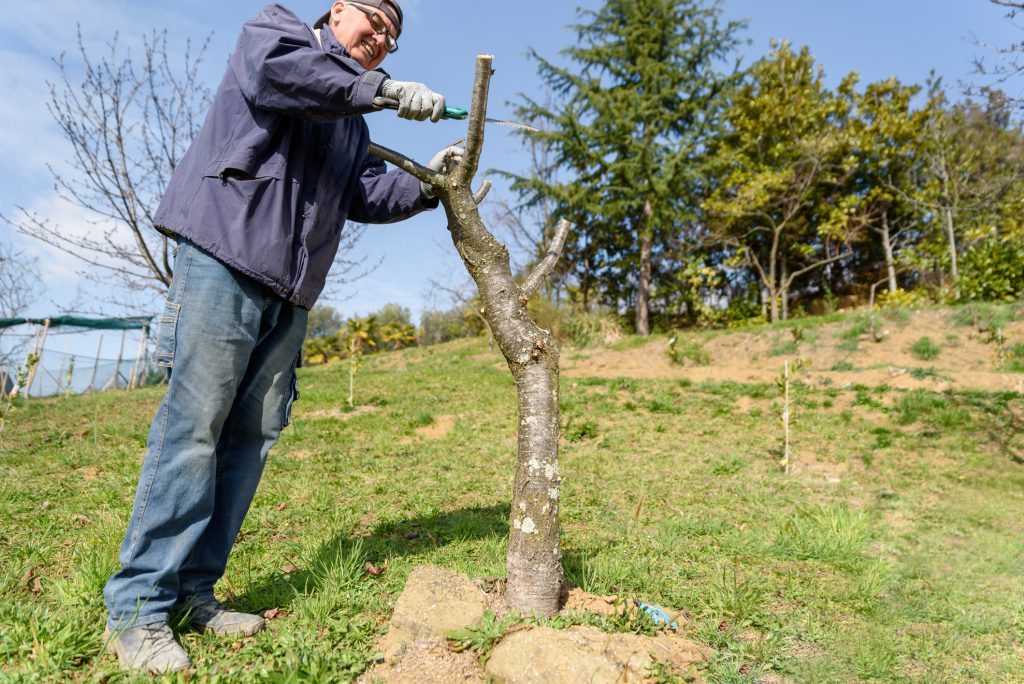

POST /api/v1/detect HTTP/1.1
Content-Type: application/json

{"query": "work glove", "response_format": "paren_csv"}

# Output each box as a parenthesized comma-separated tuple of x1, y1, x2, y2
(373, 79, 446, 122)
(420, 145, 465, 198)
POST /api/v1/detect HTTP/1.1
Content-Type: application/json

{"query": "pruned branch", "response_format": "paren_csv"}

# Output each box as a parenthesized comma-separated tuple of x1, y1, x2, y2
(521, 219, 571, 299)
(366, 142, 444, 188)
(456, 55, 494, 186)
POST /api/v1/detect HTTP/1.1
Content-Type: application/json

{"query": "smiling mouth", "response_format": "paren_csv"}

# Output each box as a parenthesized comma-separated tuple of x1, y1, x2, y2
(361, 39, 377, 59)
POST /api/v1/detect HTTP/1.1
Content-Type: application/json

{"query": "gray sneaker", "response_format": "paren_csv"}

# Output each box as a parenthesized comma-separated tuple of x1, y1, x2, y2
(186, 598, 265, 637)
(105, 622, 192, 674)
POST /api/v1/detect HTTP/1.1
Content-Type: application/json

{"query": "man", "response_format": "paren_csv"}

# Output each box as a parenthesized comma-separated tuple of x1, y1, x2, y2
(102, 1, 459, 673)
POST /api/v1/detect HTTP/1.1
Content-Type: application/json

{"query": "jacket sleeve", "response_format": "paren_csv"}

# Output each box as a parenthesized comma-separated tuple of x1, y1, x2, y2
(231, 4, 384, 122)
(348, 154, 440, 224)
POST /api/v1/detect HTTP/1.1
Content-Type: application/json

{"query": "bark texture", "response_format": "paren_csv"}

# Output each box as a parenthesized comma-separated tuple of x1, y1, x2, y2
(369, 56, 568, 615)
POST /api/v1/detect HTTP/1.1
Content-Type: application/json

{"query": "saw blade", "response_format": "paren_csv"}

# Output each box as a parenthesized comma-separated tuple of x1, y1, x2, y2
(484, 118, 539, 132)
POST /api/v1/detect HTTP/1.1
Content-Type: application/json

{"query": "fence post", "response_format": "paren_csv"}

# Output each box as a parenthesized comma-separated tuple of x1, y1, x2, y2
(87, 334, 104, 392)
(128, 326, 148, 390)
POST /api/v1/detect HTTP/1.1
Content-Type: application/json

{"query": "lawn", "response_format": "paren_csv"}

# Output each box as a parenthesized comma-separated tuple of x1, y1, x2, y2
(2, 327, 1023, 682)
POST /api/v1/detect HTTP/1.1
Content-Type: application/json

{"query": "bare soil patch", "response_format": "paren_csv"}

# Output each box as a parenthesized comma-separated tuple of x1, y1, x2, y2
(415, 414, 456, 440)
(297, 405, 379, 421)
(563, 310, 1024, 393)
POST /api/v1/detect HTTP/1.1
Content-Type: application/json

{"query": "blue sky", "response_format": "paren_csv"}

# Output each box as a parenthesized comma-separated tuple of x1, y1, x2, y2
(1, 0, 1020, 359)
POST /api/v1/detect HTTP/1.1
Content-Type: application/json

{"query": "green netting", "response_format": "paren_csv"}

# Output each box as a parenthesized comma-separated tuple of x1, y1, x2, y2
(0, 316, 151, 331)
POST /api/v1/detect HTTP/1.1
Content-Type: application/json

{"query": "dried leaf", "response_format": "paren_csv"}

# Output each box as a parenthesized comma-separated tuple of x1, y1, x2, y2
(281, 565, 297, 574)
(403, 530, 419, 540)
(364, 562, 385, 576)
(32, 577, 42, 594)
(231, 641, 243, 651)
(40, 501, 51, 511)
(276, 502, 287, 511)
(20, 567, 35, 583)
(71, 514, 92, 525)
(262, 608, 287, 620)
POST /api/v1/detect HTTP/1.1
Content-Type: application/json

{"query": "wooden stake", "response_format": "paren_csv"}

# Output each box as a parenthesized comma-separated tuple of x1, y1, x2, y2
(87, 334, 104, 392)
(782, 358, 790, 475)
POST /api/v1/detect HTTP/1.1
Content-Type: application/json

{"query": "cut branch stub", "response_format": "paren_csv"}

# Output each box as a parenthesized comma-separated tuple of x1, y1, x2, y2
(368, 55, 570, 615)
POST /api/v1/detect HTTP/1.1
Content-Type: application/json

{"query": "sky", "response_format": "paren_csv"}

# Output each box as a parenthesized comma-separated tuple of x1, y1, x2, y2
(1, 0, 1021, 361)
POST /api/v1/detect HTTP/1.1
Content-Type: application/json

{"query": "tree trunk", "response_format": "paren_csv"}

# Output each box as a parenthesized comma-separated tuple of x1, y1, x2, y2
(881, 212, 898, 294)
(368, 56, 567, 615)
(780, 257, 789, 321)
(635, 200, 653, 336)
(943, 205, 958, 286)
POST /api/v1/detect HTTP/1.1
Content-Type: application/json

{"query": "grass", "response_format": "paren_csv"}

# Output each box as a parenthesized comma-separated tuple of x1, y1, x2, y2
(909, 336, 941, 361)
(1, 335, 1024, 682)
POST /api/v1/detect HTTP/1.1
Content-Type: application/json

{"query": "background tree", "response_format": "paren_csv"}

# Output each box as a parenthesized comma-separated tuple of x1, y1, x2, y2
(848, 78, 927, 296)
(509, 0, 744, 334)
(306, 304, 344, 340)
(705, 43, 865, 322)
(0, 237, 42, 369)
(909, 84, 1024, 296)
(3, 30, 377, 313)
(2, 31, 210, 306)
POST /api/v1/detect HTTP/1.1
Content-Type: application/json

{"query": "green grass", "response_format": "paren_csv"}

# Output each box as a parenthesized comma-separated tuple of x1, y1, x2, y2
(909, 336, 941, 361)
(2, 336, 1024, 682)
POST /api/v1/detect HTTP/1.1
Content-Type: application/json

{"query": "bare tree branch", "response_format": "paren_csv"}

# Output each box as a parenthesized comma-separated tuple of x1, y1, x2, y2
(521, 219, 571, 299)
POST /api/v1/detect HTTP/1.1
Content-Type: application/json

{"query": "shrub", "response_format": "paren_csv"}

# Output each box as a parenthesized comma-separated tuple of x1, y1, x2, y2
(958, 236, 1024, 302)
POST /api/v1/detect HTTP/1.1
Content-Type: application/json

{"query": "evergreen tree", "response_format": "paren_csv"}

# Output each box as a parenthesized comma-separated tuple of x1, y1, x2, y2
(505, 0, 744, 334)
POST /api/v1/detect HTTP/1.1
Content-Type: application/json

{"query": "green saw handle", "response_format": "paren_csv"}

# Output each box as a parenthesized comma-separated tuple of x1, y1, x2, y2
(443, 106, 468, 120)
(373, 96, 468, 121)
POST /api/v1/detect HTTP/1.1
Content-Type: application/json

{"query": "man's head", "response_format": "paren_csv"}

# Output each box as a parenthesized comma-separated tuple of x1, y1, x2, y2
(314, 1, 403, 70)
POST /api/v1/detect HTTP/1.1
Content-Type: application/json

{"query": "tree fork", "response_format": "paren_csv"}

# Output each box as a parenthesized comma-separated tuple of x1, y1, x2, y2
(369, 55, 571, 615)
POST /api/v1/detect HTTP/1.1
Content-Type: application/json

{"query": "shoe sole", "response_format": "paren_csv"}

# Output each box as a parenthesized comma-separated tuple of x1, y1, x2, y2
(192, 619, 266, 638)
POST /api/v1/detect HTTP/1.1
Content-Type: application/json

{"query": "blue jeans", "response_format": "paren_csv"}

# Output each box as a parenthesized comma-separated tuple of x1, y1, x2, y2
(104, 241, 307, 630)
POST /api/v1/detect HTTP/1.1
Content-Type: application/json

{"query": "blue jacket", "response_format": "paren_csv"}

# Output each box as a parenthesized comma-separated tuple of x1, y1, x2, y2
(153, 4, 436, 309)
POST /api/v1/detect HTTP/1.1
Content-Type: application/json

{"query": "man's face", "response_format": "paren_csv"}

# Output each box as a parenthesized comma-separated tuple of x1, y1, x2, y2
(328, 1, 396, 70)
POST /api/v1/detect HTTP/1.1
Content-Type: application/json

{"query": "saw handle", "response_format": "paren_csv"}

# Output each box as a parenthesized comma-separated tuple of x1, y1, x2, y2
(372, 96, 468, 121)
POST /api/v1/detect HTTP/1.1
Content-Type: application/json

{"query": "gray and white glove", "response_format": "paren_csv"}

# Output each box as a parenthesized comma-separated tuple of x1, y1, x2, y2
(420, 145, 465, 198)
(373, 79, 446, 122)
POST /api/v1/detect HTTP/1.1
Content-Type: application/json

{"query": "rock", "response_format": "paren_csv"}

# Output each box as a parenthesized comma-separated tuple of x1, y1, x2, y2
(486, 625, 709, 683)
(379, 565, 488, 660)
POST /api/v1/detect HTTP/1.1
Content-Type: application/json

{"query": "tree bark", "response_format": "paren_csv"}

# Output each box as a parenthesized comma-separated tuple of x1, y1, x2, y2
(881, 212, 898, 294)
(943, 205, 959, 285)
(635, 200, 653, 336)
(369, 56, 568, 615)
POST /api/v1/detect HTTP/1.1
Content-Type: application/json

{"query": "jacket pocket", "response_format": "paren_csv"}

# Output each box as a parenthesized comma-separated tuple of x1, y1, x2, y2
(152, 299, 180, 368)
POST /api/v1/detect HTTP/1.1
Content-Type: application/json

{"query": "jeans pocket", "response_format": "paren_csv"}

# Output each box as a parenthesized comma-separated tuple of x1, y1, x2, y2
(280, 351, 301, 428)
(152, 299, 180, 368)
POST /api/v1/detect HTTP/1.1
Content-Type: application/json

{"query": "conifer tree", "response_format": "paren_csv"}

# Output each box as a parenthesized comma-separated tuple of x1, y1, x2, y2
(506, 0, 744, 334)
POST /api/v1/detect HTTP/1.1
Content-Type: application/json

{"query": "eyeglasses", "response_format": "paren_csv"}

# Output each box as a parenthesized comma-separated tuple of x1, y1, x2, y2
(349, 3, 398, 54)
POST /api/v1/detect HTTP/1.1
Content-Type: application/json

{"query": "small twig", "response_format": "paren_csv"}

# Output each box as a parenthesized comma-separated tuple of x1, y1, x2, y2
(521, 219, 571, 299)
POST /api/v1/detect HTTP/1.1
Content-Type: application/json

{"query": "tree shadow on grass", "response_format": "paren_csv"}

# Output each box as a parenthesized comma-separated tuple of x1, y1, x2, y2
(234, 503, 510, 612)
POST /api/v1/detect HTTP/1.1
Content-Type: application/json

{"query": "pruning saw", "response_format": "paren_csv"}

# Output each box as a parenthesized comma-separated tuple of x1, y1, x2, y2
(373, 98, 538, 132)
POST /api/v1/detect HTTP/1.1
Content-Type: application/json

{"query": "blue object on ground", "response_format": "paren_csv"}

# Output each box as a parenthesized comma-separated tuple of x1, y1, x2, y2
(637, 601, 678, 629)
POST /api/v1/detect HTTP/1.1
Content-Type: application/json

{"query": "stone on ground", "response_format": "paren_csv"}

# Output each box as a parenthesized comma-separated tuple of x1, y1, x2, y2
(378, 565, 488, 661)
(485, 625, 709, 683)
